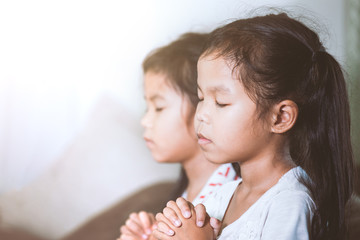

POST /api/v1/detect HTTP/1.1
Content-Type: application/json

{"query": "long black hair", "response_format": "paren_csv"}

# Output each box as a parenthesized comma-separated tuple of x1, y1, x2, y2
(203, 13, 354, 240)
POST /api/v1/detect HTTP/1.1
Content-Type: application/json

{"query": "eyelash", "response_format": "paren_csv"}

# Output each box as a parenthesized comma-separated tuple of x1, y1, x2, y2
(215, 101, 228, 108)
(198, 91, 228, 107)
(198, 97, 228, 107)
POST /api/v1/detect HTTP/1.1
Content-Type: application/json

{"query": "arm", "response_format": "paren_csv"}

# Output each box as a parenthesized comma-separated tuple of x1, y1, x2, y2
(119, 211, 156, 240)
(152, 198, 221, 240)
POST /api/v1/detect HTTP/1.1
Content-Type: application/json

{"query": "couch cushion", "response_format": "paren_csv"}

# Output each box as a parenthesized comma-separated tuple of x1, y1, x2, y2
(61, 181, 175, 240)
(0, 228, 44, 240)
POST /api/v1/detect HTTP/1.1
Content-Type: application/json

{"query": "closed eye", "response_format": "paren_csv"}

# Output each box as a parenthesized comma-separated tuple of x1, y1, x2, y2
(215, 101, 228, 108)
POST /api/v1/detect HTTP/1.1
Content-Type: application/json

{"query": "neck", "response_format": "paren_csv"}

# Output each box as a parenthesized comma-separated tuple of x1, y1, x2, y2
(182, 150, 220, 202)
(239, 139, 295, 193)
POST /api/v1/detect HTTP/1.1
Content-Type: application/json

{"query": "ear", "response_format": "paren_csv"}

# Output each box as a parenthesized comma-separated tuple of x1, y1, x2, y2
(270, 100, 298, 134)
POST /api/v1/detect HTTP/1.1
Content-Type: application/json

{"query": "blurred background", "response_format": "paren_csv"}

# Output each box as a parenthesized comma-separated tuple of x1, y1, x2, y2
(0, 0, 358, 239)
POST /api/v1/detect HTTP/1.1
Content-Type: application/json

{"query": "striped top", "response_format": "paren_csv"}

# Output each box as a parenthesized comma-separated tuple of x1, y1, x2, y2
(182, 163, 238, 206)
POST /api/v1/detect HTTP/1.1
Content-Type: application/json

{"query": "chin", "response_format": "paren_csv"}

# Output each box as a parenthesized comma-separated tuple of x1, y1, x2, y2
(154, 159, 170, 163)
(152, 155, 173, 164)
(202, 152, 225, 164)
(153, 156, 182, 164)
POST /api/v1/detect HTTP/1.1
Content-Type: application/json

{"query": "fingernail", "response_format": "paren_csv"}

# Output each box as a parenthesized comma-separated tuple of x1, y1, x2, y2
(173, 219, 181, 227)
(197, 220, 204, 227)
(146, 229, 152, 235)
(142, 234, 148, 239)
(183, 211, 191, 218)
(168, 229, 175, 236)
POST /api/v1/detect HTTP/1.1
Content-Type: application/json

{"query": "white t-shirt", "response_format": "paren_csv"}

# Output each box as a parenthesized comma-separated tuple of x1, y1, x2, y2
(182, 163, 238, 206)
(204, 167, 315, 240)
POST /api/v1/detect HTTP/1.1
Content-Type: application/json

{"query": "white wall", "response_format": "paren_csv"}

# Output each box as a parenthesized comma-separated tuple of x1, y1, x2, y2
(0, 0, 345, 239)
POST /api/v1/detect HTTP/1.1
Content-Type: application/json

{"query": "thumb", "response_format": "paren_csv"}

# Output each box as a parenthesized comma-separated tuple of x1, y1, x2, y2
(210, 217, 221, 237)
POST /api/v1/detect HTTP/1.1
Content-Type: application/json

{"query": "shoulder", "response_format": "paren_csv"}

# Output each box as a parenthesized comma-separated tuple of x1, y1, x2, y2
(267, 189, 314, 216)
(259, 168, 315, 239)
(260, 190, 314, 240)
(266, 167, 315, 215)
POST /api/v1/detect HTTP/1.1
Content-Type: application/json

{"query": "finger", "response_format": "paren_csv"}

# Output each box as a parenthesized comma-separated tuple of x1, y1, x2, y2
(153, 221, 174, 237)
(120, 225, 132, 235)
(152, 228, 172, 240)
(163, 207, 182, 227)
(139, 211, 154, 235)
(165, 200, 182, 220)
(155, 213, 175, 236)
(210, 217, 222, 237)
(125, 218, 148, 239)
(175, 197, 193, 218)
(194, 204, 207, 227)
(149, 213, 156, 229)
(119, 234, 138, 240)
(126, 217, 143, 232)
(129, 212, 141, 223)
(129, 213, 153, 238)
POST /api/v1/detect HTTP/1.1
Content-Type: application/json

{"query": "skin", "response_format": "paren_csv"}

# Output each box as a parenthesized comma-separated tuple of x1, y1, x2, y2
(141, 71, 199, 164)
(153, 54, 298, 239)
(118, 71, 220, 240)
(153, 199, 218, 240)
(119, 212, 156, 240)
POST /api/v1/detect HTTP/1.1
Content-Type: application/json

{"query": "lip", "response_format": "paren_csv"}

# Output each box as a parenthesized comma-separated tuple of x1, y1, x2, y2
(143, 136, 155, 148)
(197, 133, 212, 145)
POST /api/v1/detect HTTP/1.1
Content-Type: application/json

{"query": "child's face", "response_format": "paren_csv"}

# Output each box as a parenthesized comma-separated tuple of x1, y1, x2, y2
(141, 71, 199, 163)
(195, 55, 272, 164)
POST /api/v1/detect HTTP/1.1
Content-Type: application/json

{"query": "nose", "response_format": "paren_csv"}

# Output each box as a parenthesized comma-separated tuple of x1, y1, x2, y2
(141, 111, 152, 128)
(195, 104, 209, 124)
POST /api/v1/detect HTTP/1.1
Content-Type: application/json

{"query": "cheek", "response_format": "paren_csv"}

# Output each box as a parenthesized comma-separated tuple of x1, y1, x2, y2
(156, 109, 187, 137)
(193, 116, 200, 133)
(215, 110, 251, 142)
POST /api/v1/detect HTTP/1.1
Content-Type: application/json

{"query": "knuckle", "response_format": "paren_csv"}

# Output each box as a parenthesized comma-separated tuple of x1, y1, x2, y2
(125, 219, 132, 226)
(139, 210, 147, 215)
(152, 229, 160, 238)
(195, 203, 205, 211)
(157, 221, 166, 229)
(166, 200, 175, 207)
(155, 212, 163, 220)
(120, 226, 126, 233)
(163, 207, 171, 214)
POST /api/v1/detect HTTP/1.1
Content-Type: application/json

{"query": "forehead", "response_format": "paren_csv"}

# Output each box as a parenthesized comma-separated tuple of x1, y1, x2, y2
(143, 71, 190, 108)
(144, 71, 174, 95)
(144, 71, 169, 87)
(197, 55, 238, 90)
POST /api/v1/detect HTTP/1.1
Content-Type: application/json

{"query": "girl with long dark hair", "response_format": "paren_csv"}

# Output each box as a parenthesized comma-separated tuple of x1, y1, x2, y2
(154, 13, 354, 240)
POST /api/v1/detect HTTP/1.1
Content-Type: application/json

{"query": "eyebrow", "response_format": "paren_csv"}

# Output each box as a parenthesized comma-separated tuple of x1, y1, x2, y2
(147, 94, 165, 101)
(197, 85, 231, 94)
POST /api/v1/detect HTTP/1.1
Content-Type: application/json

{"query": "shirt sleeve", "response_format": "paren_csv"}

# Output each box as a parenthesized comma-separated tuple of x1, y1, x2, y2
(260, 190, 314, 240)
